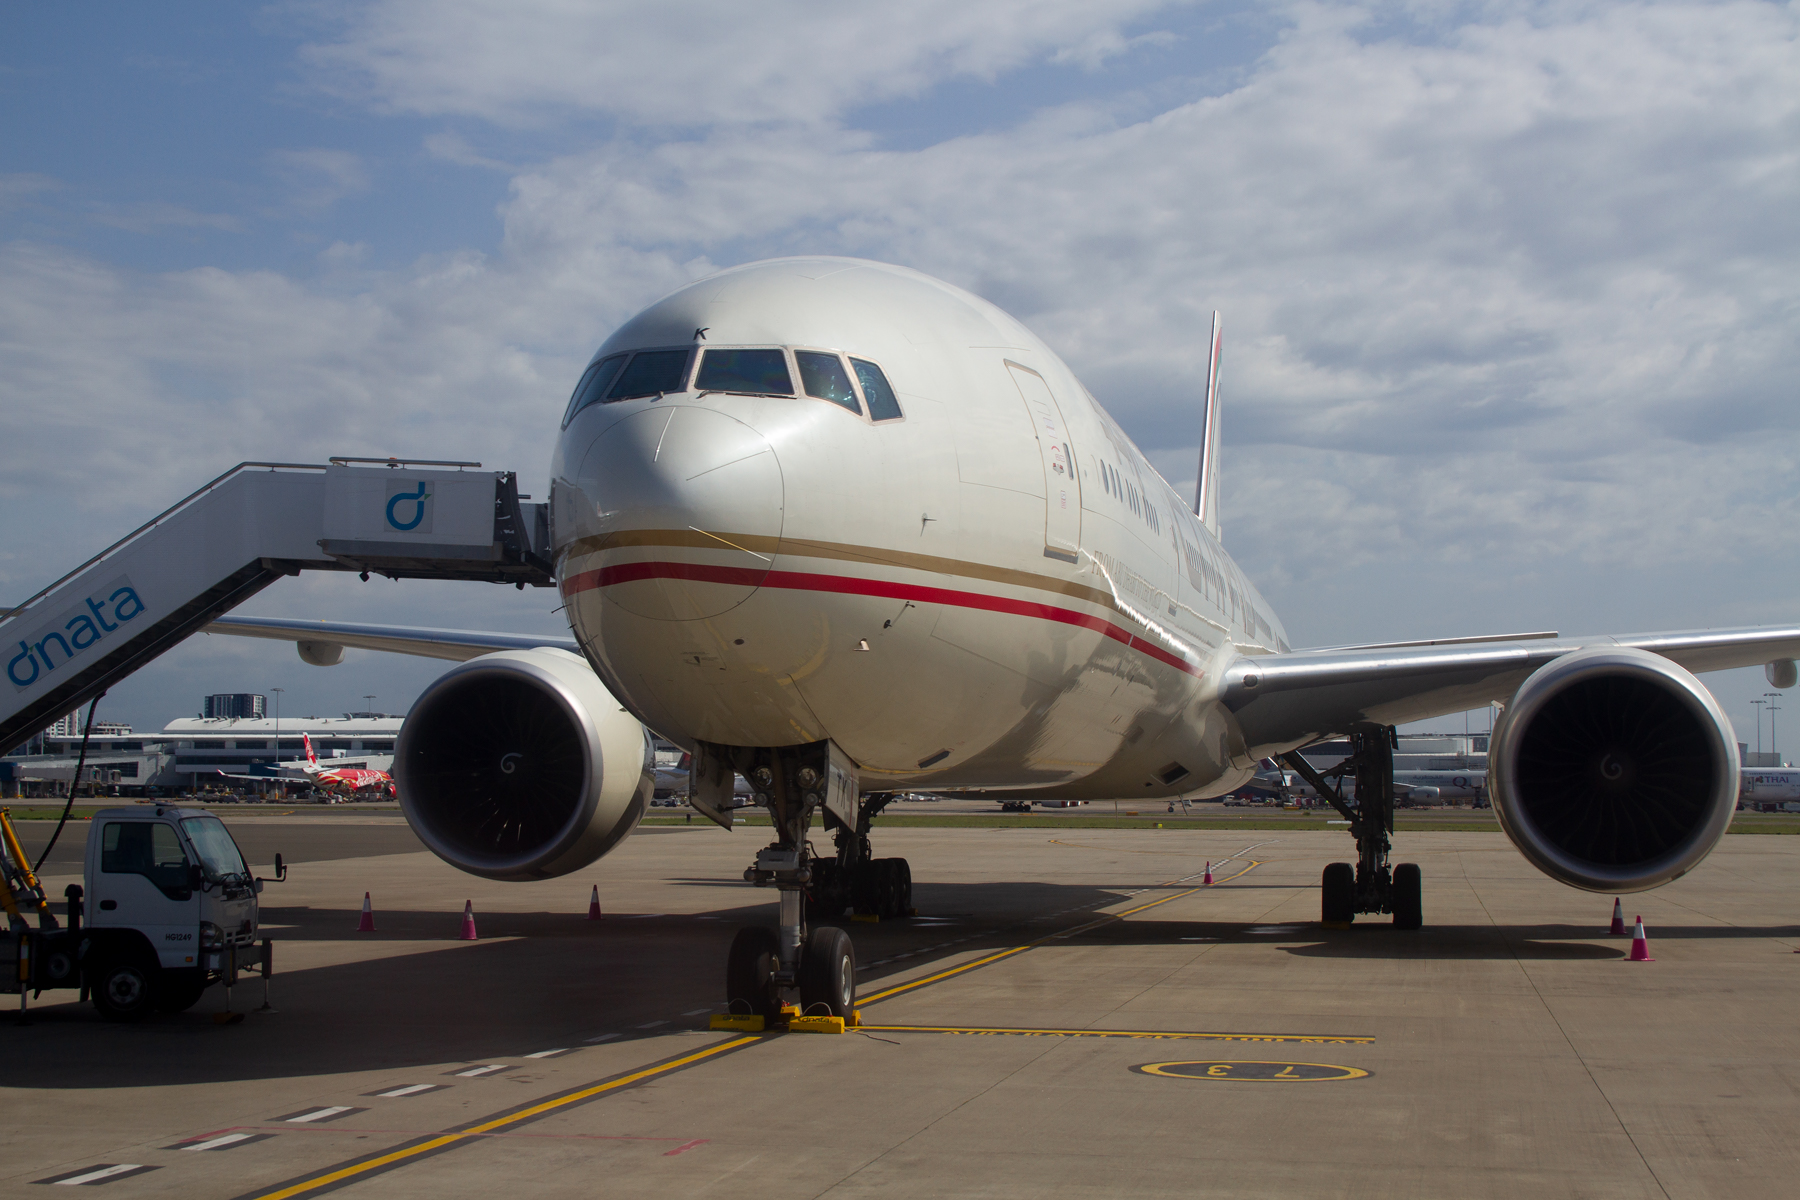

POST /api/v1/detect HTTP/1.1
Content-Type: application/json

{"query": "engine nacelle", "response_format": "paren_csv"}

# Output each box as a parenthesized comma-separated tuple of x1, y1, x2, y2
(395, 647, 653, 881)
(1489, 647, 1738, 893)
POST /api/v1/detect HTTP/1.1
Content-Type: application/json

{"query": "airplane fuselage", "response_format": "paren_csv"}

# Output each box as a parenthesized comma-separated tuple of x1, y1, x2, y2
(551, 259, 1287, 799)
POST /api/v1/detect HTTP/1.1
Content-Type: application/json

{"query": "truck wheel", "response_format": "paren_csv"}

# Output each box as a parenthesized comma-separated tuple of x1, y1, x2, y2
(157, 969, 209, 1013)
(91, 958, 161, 1022)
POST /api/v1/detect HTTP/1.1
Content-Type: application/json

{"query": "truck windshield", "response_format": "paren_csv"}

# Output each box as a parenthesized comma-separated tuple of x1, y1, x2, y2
(181, 816, 249, 882)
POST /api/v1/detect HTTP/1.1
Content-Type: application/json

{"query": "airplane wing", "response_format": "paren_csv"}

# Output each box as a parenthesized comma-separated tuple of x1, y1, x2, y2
(205, 616, 581, 662)
(1224, 624, 1800, 757)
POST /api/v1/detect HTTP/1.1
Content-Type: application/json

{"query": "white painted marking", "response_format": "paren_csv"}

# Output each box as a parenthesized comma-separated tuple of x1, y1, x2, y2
(523, 1048, 569, 1059)
(376, 1084, 436, 1098)
(184, 1134, 253, 1152)
(1245, 926, 1302, 935)
(584, 1033, 621, 1043)
(636, 1019, 668, 1029)
(287, 1107, 353, 1123)
(455, 1065, 506, 1077)
(682, 1008, 711, 1016)
(55, 1165, 143, 1185)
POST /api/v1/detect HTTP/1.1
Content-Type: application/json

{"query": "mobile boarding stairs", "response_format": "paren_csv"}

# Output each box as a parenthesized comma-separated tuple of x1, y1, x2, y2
(1, 459, 553, 755)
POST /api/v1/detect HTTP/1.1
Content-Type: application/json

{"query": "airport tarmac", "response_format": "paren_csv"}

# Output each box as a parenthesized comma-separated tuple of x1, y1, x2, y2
(5, 818, 1800, 1199)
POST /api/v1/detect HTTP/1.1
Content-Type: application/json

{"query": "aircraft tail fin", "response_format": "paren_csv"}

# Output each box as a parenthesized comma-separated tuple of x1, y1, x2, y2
(1194, 311, 1223, 536)
(303, 732, 318, 767)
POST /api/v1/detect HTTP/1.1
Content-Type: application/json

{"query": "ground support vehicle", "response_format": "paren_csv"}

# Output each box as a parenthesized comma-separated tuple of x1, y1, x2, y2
(1, 805, 280, 1022)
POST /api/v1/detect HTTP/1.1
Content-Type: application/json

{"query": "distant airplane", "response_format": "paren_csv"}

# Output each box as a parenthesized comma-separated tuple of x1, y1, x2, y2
(210, 257, 1800, 1021)
(215, 732, 394, 799)
(1740, 767, 1800, 810)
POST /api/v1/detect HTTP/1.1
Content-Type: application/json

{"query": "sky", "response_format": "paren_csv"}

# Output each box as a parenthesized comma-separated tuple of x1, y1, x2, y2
(2, 1, 1797, 754)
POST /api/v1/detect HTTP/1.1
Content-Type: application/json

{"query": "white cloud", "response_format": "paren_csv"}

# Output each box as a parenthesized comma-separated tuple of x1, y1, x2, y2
(296, 0, 1192, 126)
(266, 148, 371, 211)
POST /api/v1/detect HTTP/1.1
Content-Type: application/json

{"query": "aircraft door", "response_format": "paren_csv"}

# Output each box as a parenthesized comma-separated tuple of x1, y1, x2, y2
(1006, 362, 1082, 563)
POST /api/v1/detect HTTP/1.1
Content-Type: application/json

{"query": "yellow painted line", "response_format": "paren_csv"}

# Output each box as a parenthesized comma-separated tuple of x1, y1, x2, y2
(858, 945, 1035, 1005)
(860, 860, 1262, 1005)
(242, 1036, 761, 1200)
(858, 1025, 1373, 1044)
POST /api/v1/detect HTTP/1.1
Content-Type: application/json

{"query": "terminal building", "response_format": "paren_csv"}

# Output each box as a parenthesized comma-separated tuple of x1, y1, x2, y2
(0, 703, 401, 798)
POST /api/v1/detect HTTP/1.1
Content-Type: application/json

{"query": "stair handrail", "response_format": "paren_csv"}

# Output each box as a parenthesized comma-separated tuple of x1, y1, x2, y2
(1, 461, 326, 627)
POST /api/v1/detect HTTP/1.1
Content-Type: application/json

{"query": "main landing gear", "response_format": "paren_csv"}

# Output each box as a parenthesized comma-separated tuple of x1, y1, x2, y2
(1282, 726, 1423, 930)
(696, 740, 911, 1021)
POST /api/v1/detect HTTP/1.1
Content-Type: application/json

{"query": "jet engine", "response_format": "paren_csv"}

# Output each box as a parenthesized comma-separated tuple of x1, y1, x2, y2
(395, 647, 653, 881)
(1488, 647, 1739, 893)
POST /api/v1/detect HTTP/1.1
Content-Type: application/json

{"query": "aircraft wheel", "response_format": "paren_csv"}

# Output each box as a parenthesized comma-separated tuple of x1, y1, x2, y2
(1321, 862, 1355, 925)
(798, 926, 856, 1018)
(725, 926, 783, 1019)
(1392, 862, 1423, 930)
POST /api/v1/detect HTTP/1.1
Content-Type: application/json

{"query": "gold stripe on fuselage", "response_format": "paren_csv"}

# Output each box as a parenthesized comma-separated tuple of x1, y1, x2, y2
(563, 530, 1122, 614)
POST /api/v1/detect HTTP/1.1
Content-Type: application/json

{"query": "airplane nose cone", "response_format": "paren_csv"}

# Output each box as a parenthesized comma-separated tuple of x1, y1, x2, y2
(568, 406, 782, 620)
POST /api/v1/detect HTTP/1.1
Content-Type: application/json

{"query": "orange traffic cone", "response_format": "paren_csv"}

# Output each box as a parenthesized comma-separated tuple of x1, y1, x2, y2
(1628, 916, 1653, 962)
(586, 885, 602, 921)
(356, 892, 375, 932)
(1609, 897, 1625, 936)
(459, 900, 478, 941)
(1203, 862, 1214, 886)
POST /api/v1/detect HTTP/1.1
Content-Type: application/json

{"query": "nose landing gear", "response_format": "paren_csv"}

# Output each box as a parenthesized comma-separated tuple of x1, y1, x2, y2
(1283, 726, 1423, 930)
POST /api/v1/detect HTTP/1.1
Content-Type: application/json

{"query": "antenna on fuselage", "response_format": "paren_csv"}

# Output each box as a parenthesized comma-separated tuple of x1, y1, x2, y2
(1194, 311, 1223, 537)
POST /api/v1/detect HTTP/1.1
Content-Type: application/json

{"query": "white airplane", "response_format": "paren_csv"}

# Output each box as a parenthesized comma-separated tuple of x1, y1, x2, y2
(210, 257, 1800, 1022)
(1740, 767, 1800, 810)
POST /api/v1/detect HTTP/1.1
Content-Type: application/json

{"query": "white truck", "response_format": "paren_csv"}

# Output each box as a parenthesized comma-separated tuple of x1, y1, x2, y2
(2, 804, 280, 1021)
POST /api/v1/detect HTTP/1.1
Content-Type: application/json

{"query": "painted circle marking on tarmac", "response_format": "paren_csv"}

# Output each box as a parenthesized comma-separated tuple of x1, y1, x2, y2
(1133, 1060, 1369, 1082)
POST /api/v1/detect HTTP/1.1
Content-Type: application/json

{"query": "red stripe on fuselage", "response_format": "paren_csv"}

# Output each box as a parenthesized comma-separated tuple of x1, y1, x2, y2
(560, 561, 1201, 678)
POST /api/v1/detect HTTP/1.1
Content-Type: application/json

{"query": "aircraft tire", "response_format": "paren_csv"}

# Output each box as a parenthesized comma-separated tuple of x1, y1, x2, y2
(1321, 862, 1355, 925)
(798, 926, 856, 1018)
(725, 926, 783, 1019)
(1392, 863, 1423, 930)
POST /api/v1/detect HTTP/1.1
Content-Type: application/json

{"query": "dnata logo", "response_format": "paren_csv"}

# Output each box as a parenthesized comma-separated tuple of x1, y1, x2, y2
(385, 480, 434, 533)
(7, 575, 146, 692)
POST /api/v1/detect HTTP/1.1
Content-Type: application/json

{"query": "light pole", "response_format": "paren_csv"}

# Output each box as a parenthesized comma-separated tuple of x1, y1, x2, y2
(271, 687, 285, 799)
(363, 694, 377, 714)
(1768, 692, 1784, 763)
(1752, 698, 1767, 755)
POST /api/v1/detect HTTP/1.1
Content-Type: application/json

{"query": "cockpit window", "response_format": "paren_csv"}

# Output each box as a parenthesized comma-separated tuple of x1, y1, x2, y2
(562, 353, 628, 428)
(606, 349, 692, 400)
(851, 358, 903, 421)
(796, 351, 861, 414)
(695, 348, 793, 396)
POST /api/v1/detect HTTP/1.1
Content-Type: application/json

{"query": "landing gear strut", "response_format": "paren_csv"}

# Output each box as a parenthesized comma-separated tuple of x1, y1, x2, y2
(694, 740, 908, 1020)
(1282, 726, 1422, 930)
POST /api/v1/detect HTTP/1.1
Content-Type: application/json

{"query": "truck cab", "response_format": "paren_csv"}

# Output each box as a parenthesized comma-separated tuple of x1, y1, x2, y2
(79, 805, 265, 1019)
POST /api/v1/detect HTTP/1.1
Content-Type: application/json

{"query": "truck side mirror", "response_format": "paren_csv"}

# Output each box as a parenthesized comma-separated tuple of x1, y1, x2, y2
(275, 852, 286, 882)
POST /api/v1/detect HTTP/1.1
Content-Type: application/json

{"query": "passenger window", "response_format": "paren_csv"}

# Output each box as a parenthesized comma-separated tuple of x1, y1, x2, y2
(562, 354, 628, 427)
(606, 349, 693, 400)
(796, 351, 861, 414)
(850, 358, 903, 421)
(101, 821, 193, 901)
(695, 348, 794, 396)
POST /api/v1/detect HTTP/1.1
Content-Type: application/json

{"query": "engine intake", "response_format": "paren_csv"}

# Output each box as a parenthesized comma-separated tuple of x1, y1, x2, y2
(396, 647, 653, 881)
(1489, 647, 1738, 892)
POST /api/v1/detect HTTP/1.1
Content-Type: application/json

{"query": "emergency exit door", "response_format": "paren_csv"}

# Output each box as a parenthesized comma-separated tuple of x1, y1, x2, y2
(1007, 362, 1082, 563)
